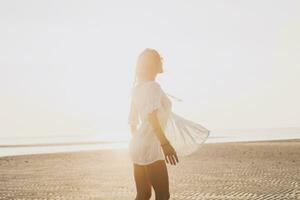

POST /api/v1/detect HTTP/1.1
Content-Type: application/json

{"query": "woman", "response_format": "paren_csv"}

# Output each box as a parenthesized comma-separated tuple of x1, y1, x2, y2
(128, 48, 209, 200)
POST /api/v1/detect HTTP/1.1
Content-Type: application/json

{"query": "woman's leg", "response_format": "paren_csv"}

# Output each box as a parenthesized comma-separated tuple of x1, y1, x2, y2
(146, 160, 170, 200)
(133, 163, 152, 200)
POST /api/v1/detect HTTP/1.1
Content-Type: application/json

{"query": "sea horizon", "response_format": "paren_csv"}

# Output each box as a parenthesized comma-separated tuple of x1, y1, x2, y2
(1, 127, 299, 157)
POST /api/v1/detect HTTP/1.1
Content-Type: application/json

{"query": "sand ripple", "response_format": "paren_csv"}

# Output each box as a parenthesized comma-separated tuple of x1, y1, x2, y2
(0, 140, 299, 199)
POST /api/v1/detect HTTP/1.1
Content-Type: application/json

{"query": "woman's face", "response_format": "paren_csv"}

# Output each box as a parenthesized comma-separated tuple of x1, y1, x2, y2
(157, 63, 163, 74)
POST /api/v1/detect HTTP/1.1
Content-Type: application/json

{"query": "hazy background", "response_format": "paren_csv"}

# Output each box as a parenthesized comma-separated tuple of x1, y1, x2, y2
(1, 0, 300, 143)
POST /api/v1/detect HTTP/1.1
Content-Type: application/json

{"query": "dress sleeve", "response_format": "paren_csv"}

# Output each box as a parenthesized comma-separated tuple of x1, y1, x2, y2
(143, 82, 162, 115)
(128, 100, 139, 125)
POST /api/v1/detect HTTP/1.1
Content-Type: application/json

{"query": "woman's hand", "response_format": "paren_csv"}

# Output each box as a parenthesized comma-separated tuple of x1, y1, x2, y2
(161, 142, 179, 165)
(147, 110, 179, 165)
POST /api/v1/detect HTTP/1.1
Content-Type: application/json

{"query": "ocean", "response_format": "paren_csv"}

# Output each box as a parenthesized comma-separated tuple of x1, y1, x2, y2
(1, 128, 299, 157)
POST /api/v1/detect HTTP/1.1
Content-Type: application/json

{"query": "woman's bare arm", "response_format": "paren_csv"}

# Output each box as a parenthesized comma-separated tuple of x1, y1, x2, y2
(148, 110, 179, 165)
(148, 110, 169, 144)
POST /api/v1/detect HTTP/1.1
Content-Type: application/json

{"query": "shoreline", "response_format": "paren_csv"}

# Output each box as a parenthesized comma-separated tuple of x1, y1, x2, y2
(1, 138, 300, 158)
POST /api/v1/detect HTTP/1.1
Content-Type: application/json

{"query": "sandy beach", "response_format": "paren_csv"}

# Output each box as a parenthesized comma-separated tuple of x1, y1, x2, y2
(0, 140, 299, 200)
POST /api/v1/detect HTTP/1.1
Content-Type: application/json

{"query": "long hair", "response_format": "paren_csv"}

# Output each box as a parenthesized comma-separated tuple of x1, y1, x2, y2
(132, 48, 182, 102)
(133, 48, 163, 87)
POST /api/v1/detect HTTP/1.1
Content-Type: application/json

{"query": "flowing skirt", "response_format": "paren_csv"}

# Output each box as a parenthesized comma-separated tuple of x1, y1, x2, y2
(163, 112, 210, 156)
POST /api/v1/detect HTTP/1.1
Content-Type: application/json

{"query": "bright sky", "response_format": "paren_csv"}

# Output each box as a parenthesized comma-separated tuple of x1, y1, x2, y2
(1, 0, 300, 140)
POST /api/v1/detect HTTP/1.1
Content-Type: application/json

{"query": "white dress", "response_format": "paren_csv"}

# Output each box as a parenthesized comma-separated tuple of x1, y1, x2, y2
(128, 81, 209, 165)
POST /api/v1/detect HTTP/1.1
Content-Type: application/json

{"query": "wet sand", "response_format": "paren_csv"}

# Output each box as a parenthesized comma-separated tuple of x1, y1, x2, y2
(0, 140, 299, 200)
